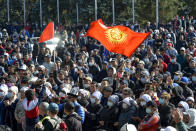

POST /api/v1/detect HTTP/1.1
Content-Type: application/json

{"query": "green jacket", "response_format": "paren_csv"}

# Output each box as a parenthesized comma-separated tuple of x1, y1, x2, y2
(177, 122, 188, 131)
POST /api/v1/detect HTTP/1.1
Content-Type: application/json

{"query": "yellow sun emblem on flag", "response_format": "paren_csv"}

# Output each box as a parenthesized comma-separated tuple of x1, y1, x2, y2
(105, 28, 127, 45)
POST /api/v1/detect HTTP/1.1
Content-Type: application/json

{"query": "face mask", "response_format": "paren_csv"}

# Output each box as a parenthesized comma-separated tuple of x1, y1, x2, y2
(159, 98, 165, 105)
(144, 58, 149, 63)
(177, 107, 184, 112)
(122, 103, 129, 109)
(7, 92, 12, 99)
(107, 101, 113, 107)
(89, 62, 93, 66)
(0, 92, 5, 97)
(171, 59, 175, 63)
(141, 77, 146, 83)
(83, 84, 89, 89)
(90, 98, 96, 104)
(146, 108, 152, 114)
(192, 76, 196, 82)
(174, 75, 179, 81)
(140, 101, 146, 106)
(78, 96, 82, 100)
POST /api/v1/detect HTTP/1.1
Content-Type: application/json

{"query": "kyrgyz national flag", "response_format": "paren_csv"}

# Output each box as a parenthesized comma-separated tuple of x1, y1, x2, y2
(86, 19, 151, 57)
(38, 22, 54, 43)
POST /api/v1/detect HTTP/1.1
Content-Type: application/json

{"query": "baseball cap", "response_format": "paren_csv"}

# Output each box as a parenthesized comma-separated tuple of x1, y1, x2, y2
(174, 71, 183, 76)
(180, 47, 185, 51)
(48, 103, 59, 113)
(84, 76, 92, 82)
(139, 60, 145, 65)
(19, 65, 27, 70)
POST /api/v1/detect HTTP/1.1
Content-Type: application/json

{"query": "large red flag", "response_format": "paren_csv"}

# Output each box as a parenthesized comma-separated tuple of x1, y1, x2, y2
(38, 22, 54, 43)
(86, 19, 151, 57)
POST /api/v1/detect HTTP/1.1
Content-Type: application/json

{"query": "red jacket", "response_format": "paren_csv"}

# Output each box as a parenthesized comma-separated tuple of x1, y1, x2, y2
(138, 113, 160, 131)
(23, 98, 39, 119)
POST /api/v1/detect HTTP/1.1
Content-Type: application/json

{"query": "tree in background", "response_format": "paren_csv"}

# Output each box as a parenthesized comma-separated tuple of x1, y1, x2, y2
(0, 0, 195, 27)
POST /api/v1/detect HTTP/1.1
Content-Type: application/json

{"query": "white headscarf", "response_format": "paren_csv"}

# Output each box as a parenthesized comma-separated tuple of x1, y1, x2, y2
(186, 109, 196, 128)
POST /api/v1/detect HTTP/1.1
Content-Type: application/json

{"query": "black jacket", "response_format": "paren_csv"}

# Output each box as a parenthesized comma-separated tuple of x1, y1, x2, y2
(64, 112, 82, 131)
(98, 104, 119, 131)
(167, 62, 181, 75)
(83, 103, 103, 131)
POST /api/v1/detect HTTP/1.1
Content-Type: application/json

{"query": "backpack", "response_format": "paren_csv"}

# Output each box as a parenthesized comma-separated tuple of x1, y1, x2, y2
(51, 117, 67, 131)
(40, 116, 67, 131)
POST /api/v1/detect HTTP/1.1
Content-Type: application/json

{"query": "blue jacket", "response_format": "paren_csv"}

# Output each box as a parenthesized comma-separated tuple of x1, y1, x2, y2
(74, 101, 85, 124)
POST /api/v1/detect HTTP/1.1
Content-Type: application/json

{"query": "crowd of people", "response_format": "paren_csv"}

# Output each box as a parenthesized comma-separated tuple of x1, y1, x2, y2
(0, 15, 196, 131)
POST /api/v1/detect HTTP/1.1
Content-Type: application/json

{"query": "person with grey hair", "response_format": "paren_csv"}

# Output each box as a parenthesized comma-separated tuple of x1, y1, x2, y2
(34, 102, 49, 131)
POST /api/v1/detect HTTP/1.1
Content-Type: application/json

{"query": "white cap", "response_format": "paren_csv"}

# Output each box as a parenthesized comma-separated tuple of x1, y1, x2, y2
(123, 97, 133, 106)
(19, 64, 27, 70)
(20, 87, 29, 92)
(178, 101, 189, 112)
(141, 94, 152, 102)
(39, 65, 45, 70)
(180, 47, 186, 51)
(9, 86, 18, 95)
(120, 124, 137, 131)
(0, 84, 8, 95)
(186, 97, 195, 102)
(92, 91, 102, 101)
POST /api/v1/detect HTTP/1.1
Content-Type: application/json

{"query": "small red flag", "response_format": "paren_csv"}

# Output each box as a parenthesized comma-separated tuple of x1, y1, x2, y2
(38, 22, 54, 43)
(86, 19, 151, 57)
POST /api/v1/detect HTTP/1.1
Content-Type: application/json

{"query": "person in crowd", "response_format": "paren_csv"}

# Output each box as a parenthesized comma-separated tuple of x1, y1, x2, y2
(63, 101, 82, 131)
(101, 86, 113, 106)
(83, 91, 103, 131)
(177, 101, 189, 112)
(186, 97, 195, 108)
(23, 89, 39, 131)
(35, 102, 66, 131)
(15, 87, 29, 131)
(137, 94, 152, 121)
(117, 97, 138, 130)
(167, 55, 181, 75)
(0, 84, 8, 125)
(99, 95, 119, 131)
(34, 102, 49, 131)
(0, 15, 195, 131)
(67, 88, 85, 124)
(138, 101, 160, 131)
(4, 86, 19, 129)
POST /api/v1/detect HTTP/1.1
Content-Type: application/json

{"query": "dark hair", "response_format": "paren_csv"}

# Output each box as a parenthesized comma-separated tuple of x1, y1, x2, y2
(64, 101, 74, 112)
(146, 101, 157, 108)
(25, 89, 35, 101)
(21, 76, 29, 84)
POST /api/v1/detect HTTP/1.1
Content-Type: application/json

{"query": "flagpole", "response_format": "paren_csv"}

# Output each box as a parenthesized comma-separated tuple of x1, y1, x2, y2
(132, 0, 135, 24)
(95, 0, 97, 20)
(7, 0, 10, 23)
(40, 0, 42, 28)
(57, 0, 60, 24)
(156, 0, 159, 29)
(76, 3, 79, 25)
(24, 0, 26, 26)
(112, 0, 115, 24)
